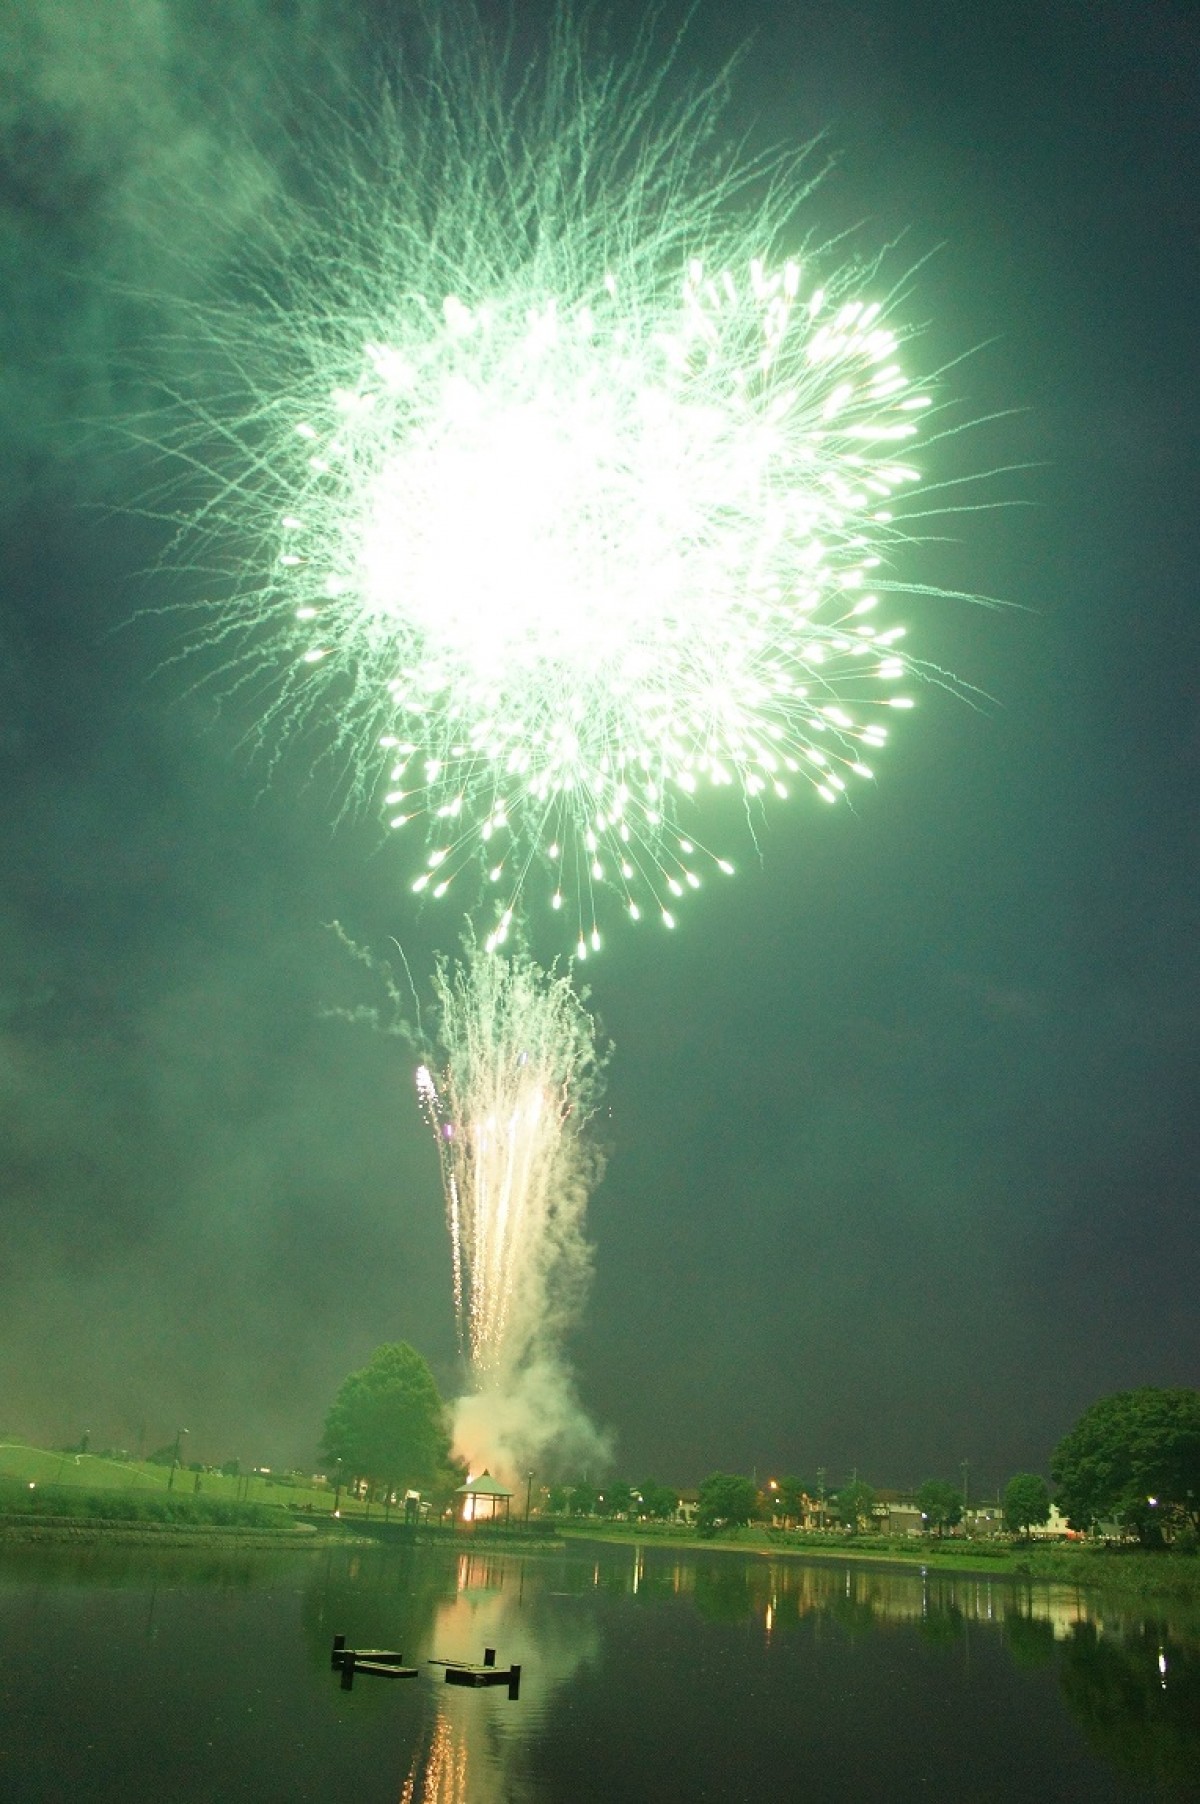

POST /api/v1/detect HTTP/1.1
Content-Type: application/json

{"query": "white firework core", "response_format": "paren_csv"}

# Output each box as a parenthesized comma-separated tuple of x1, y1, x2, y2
(416, 943, 603, 1387)
(168, 13, 938, 948)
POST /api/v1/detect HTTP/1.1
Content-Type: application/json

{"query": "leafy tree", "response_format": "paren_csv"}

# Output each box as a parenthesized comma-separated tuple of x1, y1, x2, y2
(546, 1484, 570, 1515)
(776, 1476, 809, 1528)
(917, 1479, 964, 1537)
(696, 1471, 758, 1534)
(1003, 1472, 1051, 1539)
(833, 1479, 877, 1534)
(320, 1342, 450, 1497)
(1050, 1387, 1200, 1544)
(638, 1480, 680, 1520)
(597, 1479, 633, 1518)
(568, 1479, 599, 1516)
(426, 1451, 468, 1516)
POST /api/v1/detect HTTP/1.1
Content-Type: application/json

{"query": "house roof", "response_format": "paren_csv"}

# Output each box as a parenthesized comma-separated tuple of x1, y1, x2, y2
(455, 1468, 513, 1498)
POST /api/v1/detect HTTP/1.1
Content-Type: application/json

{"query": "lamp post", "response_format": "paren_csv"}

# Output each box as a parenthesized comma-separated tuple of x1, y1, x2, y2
(166, 1428, 188, 1492)
(332, 1458, 343, 1517)
(524, 1471, 535, 1527)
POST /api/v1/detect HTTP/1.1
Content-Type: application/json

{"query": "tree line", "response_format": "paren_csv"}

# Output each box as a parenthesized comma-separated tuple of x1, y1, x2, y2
(318, 1347, 1199, 1548)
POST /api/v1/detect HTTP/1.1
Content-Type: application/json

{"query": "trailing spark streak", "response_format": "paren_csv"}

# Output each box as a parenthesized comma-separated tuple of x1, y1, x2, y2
(416, 943, 603, 1384)
(161, 10, 954, 951)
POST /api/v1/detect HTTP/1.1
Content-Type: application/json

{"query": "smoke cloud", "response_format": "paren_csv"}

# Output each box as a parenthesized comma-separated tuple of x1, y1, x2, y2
(453, 1357, 613, 1483)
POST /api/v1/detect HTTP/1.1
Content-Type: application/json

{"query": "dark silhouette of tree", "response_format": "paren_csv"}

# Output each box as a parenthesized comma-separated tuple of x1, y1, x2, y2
(320, 1342, 450, 1499)
(636, 1480, 680, 1520)
(567, 1478, 598, 1516)
(696, 1471, 757, 1534)
(917, 1479, 963, 1537)
(596, 1479, 633, 1517)
(833, 1479, 877, 1534)
(1051, 1387, 1200, 1543)
(775, 1476, 812, 1528)
(1003, 1472, 1051, 1539)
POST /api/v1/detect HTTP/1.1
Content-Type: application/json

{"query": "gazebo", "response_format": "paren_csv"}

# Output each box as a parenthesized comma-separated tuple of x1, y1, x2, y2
(456, 1470, 513, 1523)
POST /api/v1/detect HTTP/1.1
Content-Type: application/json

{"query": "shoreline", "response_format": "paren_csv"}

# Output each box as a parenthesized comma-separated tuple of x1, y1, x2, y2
(0, 1513, 567, 1553)
(3, 1512, 1195, 1603)
(560, 1523, 1200, 1601)
(0, 1515, 330, 1549)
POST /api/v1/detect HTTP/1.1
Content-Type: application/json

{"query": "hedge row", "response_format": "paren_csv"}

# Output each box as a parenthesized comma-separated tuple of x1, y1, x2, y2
(0, 1482, 279, 1528)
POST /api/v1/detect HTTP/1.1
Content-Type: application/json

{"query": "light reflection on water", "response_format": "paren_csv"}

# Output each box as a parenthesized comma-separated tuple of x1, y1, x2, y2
(395, 1549, 598, 1804)
(1, 1536, 1197, 1802)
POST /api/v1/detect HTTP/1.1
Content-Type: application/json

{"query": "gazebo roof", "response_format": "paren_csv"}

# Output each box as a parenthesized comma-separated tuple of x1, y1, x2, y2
(455, 1468, 513, 1498)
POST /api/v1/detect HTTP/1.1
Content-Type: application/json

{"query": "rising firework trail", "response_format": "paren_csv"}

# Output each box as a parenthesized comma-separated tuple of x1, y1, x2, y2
(153, 6, 973, 957)
(416, 942, 603, 1382)
(416, 940, 606, 1471)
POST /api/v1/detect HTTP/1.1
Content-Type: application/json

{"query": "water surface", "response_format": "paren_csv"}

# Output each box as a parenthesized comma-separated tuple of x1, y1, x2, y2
(1, 1537, 1197, 1801)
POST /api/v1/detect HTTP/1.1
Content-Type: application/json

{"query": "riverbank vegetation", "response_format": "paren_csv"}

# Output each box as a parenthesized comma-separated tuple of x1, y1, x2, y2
(6, 1380, 1196, 1598)
(558, 1519, 1200, 1600)
(0, 1477, 282, 1530)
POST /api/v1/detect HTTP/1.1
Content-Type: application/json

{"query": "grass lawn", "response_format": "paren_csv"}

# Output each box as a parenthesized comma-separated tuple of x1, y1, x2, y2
(0, 1442, 367, 1519)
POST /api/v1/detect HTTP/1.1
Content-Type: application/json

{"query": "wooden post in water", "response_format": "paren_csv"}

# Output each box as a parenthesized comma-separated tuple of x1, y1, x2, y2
(341, 1651, 357, 1690)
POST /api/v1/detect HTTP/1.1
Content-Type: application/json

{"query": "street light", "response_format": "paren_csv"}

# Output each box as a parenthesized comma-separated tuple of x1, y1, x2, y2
(332, 1458, 343, 1517)
(166, 1428, 188, 1492)
(524, 1471, 535, 1526)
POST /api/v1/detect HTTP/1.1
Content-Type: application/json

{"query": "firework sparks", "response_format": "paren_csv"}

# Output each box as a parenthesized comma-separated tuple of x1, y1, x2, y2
(416, 941, 604, 1387)
(161, 11, 951, 951)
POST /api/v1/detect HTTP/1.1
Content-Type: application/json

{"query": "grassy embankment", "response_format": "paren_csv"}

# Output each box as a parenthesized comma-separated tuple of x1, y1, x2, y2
(0, 1443, 565, 1548)
(559, 1519, 1200, 1601)
(0, 1441, 372, 1543)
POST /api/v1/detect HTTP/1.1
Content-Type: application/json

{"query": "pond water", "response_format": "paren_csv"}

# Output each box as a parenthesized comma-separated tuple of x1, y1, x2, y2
(1, 1536, 1197, 1802)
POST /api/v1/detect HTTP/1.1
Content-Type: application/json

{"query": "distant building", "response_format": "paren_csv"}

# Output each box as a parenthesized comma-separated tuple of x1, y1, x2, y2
(1027, 1503, 1076, 1540)
(882, 1503, 924, 1537)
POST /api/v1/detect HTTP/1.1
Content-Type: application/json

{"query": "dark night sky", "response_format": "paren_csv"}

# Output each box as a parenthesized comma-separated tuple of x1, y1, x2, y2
(2, 0, 1197, 1493)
